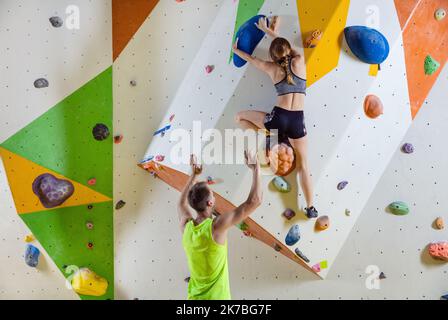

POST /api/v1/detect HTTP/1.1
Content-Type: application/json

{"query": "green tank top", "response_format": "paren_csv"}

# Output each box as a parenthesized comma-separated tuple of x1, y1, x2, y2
(182, 218, 231, 300)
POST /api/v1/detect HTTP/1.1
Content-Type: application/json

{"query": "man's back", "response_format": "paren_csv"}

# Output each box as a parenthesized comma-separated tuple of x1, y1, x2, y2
(182, 218, 231, 300)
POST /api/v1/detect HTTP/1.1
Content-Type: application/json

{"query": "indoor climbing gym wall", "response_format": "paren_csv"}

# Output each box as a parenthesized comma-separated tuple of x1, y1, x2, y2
(1, 0, 447, 300)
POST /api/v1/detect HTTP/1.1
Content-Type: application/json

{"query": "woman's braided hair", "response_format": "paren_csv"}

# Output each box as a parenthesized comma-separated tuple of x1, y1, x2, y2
(269, 37, 296, 85)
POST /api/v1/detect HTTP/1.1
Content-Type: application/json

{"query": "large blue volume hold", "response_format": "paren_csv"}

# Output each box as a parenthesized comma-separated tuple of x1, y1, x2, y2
(344, 26, 390, 64)
(233, 15, 269, 68)
(285, 225, 301, 246)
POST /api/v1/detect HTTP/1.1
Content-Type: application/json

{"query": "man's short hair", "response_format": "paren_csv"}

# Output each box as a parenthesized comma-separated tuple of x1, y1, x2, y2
(188, 182, 212, 212)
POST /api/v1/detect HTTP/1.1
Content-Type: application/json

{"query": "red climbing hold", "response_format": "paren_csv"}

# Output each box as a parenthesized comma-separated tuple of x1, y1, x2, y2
(88, 178, 97, 186)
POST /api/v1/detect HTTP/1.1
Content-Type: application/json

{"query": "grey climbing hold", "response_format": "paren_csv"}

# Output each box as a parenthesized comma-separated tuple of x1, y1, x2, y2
(93, 124, 110, 141)
(34, 78, 49, 89)
(401, 143, 414, 154)
(295, 248, 310, 263)
(272, 176, 291, 193)
(379, 272, 386, 280)
(282, 208, 296, 220)
(285, 225, 301, 246)
(49, 16, 63, 28)
(337, 181, 348, 190)
(115, 200, 126, 210)
(130, 80, 137, 87)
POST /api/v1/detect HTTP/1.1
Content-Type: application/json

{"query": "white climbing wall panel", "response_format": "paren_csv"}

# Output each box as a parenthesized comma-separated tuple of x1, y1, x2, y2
(0, 0, 111, 299)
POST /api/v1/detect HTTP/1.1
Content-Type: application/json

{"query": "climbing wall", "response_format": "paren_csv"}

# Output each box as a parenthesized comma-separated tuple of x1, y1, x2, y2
(141, 0, 447, 279)
(0, 0, 113, 299)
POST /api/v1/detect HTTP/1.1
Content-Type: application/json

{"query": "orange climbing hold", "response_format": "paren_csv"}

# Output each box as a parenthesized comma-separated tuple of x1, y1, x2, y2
(268, 143, 296, 177)
(363, 95, 384, 119)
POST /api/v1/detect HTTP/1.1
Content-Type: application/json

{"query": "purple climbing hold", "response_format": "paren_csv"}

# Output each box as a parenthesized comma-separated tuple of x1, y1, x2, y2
(337, 181, 349, 190)
(282, 208, 296, 220)
(34, 78, 49, 89)
(93, 124, 110, 141)
(401, 143, 414, 154)
(32, 174, 74, 208)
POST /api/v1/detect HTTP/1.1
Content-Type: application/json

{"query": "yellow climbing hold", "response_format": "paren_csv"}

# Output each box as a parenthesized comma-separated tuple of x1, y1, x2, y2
(369, 64, 379, 77)
(24, 234, 35, 243)
(297, 0, 351, 86)
(71, 268, 108, 297)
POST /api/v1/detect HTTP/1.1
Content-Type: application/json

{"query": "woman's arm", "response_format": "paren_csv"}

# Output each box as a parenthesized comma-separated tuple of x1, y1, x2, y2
(232, 39, 273, 74)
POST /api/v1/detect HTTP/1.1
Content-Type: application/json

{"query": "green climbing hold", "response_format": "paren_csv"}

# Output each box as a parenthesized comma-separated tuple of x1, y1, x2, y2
(388, 201, 409, 216)
(237, 222, 249, 231)
(272, 176, 291, 193)
(424, 55, 440, 75)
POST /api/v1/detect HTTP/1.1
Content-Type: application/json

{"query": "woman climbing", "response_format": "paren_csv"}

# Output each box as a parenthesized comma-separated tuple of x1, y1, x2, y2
(233, 16, 318, 219)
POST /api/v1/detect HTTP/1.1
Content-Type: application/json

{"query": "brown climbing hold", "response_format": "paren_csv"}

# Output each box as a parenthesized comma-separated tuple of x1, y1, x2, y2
(274, 244, 282, 252)
(315, 215, 330, 231)
(115, 200, 126, 210)
(114, 135, 123, 144)
(435, 217, 444, 230)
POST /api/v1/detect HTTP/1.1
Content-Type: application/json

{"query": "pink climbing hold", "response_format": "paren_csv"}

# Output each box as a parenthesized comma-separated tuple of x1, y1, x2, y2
(205, 65, 215, 74)
(428, 241, 448, 261)
(312, 263, 321, 273)
(155, 155, 165, 162)
(88, 178, 96, 186)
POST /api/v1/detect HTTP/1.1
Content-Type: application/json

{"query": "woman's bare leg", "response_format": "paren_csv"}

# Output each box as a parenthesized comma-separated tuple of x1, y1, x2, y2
(289, 136, 314, 208)
(235, 110, 267, 131)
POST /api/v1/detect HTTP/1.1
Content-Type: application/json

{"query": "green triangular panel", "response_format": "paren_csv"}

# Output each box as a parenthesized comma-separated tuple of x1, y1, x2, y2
(229, 0, 266, 62)
(1, 67, 113, 198)
(21, 201, 114, 300)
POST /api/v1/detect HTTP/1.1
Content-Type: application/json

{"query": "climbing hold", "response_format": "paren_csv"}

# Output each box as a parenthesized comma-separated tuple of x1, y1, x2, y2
(86, 221, 94, 230)
(233, 15, 269, 68)
(441, 293, 448, 300)
(282, 208, 296, 221)
(401, 143, 414, 154)
(274, 244, 282, 252)
(49, 16, 63, 28)
(435, 8, 446, 21)
(115, 200, 126, 210)
(424, 55, 440, 75)
(428, 241, 448, 261)
(130, 80, 137, 87)
(87, 178, 97, 186)
(337, 181, 348, 190)
(316, 216, 330, 231)
(205, 65, 215, 74)
(154, 125, 171, 137)
(304, 29, 323, 48)
(237, 222, 249, 231)
(363, 95, 384, 119)
(32, 173, 74, 208)
(268, 142, 296, 177)
(435, 217, 445, 230)
(87, 242, 94, 250)
(34, 78, 49, 89)
(154, 155, 165, 162)
(345, 209, 351, 216)
(184, 276, 190, 283)
(294, 248, 310, 263)
(87, 204, 94, 210)
(243, 230, 253, 237)
(285, 225, 301, 246)
(25, 244, 40, 268)
(92, 124, 110, 141)
(320, 260, 328, 269)
(71, 268, 108, 297)
(344, 26, 390, 64)
(272, 176, 291, 193)
(114, 135, 123, 144)
(169, 114, 175, 122)
(312, 263, 321, 273)
(24, 234, 34, 243)
(379, 272, 386, 280)
(388, 201, 409, 216)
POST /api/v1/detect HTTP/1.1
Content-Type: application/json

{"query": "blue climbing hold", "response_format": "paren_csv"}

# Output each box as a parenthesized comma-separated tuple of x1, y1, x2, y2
(344, 26, 390, 64)
(285, 225, 301, 246)
(25, 244, 40, 268)
(233, 15, 269, 68)
(441, 293, 448, 300)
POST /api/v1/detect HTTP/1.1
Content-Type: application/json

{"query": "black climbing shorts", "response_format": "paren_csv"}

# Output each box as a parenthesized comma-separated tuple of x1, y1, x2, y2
(264, 107, 307, 139)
